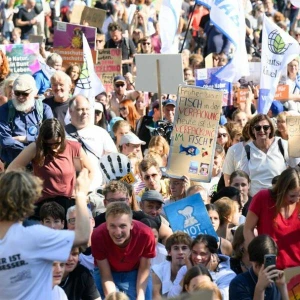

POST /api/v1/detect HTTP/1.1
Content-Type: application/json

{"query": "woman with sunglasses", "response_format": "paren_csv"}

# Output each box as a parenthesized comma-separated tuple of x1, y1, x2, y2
(138, 36, 154, 54)
(244, 168, 300, 270)
(240, 114, 299, 197)
(217, 126, 231, 153)
(7, 118, 94, 218)
(119, 99, 141, 132)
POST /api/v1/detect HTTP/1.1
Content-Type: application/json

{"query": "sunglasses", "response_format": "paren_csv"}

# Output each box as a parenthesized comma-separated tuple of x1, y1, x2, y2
(119, 107, 126, 111)
(218, 133, 227, 138)
(142, 42, 151, 46)
(95, 110, 102, 116)
(14, 91, 30, 97)
(253, 125, 270, 132)
(115, 83, 125, 88)
(96, 40, 103, 43)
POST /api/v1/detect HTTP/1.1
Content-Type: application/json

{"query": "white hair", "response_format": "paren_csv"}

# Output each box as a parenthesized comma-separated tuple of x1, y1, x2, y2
(66, 205, 93, 220)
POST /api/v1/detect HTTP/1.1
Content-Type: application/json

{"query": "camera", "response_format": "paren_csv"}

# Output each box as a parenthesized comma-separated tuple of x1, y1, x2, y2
(152, 121, 173, 145)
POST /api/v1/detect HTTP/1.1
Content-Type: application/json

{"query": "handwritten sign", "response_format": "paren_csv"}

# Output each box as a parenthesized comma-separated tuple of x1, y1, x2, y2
(287, 116, 300, 157)
(0, 43, 40, 75)
(69, 3, 85, 24)
(195, 67, 232, 106)
(81, 7, 106, 29)
(164, 193, 218, 239)
(29, 34, 44, 44)
(95, 49, 122, 92)
(166, 85, 223, 182)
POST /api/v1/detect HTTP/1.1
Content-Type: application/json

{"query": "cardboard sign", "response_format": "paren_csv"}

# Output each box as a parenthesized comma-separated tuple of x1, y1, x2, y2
(54, 21, 96, 50)
(69, 3, 85, 24)
(81, 7, 106, 29)
(0, 43, 40, 75)
(166, 85, 223, 182)
(285, 266, 300, 300)
(205, 53, 213, 68)
(120, 172, 137, 185)
(287, 116, 300, 157)
(95, 49, 122, 92)
(164, 193, 218, 239)
(135, 54, 184, 94)
(195, 67, 232, 106)
(29, 34, 44, 44)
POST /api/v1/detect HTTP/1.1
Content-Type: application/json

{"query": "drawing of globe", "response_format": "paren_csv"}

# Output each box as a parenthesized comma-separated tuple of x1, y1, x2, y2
(268, 30, 289, 55)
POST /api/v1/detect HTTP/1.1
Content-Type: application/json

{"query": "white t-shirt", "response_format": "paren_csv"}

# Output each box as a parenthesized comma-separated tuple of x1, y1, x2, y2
(152, 260, 173, 296)
(151, 243, 167, 267)
(67, 125, 118, 190)
(222, 142, 245, 176)
(0, 223, 75, 300)
(52, 285, 68, 300)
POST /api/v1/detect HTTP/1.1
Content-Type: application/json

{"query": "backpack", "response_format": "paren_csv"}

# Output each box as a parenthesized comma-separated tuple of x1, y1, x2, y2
(245, 139, 285, 161)
(7, 99, 44, 130)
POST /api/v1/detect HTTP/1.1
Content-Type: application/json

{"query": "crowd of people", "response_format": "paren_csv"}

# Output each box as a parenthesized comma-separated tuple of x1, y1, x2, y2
(0, 0, 300, 300)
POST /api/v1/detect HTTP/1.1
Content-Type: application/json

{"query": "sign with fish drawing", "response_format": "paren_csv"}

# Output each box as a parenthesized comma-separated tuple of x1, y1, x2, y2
(166, 85, 223, 182)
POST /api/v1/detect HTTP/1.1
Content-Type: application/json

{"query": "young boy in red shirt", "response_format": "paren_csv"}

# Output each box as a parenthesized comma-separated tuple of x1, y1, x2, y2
(91, 201, 156, 299)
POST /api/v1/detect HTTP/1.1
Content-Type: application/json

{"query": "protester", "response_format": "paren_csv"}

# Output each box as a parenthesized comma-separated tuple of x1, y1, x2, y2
(0, 169, 91, 299)
(52, 262, 68, 300)
(40, 201, 65, 230)
(119, 99, 141, 131)
(119, 132, 145, 158)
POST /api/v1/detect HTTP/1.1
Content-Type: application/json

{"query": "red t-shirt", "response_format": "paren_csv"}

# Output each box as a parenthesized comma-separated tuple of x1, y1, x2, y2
(91, 220, 156, 272)
(249, 189, 300, 270)
(33, 140, 81, 200)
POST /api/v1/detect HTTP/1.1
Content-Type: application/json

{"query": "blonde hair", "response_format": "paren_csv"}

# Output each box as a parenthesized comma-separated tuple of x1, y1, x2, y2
(214, 197, 238, 226)
(148, 135, 170, 156)
(105, 292, 129, 300)
(193, 281, 222, 300)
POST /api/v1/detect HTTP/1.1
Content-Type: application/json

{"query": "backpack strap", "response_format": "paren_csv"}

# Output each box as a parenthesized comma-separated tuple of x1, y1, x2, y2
(7, 100, 16, 129)
(277, 138, 285, 159)
(245, 144, 251, 161)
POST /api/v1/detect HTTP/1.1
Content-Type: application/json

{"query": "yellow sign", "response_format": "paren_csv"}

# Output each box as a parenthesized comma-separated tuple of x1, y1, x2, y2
(120, 172, 136, 185)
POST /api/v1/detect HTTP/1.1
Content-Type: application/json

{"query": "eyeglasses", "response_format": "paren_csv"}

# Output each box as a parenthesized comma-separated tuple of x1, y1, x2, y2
(119, 107, 126, 111)
(14, 90, 30, 97)
(96, 40, 103, 43)
(218, 133, 227, 138)
(142, 42, 151, 46)
(253, 125, 270, 132)
(95, 110, 102, 116)
(115, 83, 125, 88)
(144, 174, 158, 180)
(106, 197, 128, 203)
(68, 218, 76, 225)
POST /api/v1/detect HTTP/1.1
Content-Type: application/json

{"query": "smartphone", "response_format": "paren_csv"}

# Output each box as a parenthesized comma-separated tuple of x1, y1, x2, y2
(264, 254, 277, 280)
(73, 157, 83, 177)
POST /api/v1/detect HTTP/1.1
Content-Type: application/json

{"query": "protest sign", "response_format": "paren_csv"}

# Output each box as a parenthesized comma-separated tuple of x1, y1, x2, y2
(284, 266, 300, 299)
(53, 22, 97, 68)
(166, 85, 223, 182)
(120, 172, 137, 185)
(195, 67, 232, 106)
(81, 7, 106, 29)
(0, 43, 40, 75)
(135, 54, 184, 94)
(95, 49, 122, 92)
(287, 116, 300, 157)
(69, 3, 85, 24)
(164, 193, 218, 239)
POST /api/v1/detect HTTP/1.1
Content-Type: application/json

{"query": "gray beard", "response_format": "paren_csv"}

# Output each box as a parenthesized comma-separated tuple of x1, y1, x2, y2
(12, 98, 35, 112)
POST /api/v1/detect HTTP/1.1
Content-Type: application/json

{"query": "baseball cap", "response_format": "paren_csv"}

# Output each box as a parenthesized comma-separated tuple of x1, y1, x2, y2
(94, 102, 104, 112)
(162, 99, 176, 107)
(114, 75, 126, 84)
(141, 190, 164, 204)
(270, 101, 284, 116)
(120, 132, 146, 146)
(13, 74, 36, 92)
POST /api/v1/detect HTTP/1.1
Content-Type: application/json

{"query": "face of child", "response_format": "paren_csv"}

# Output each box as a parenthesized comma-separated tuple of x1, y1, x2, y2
(115, 125, 131, 145)
(52, 262, 65, 287)
(42, 216, 64, 230)
(168, 243, 191, 268)
(230, 176, 250, 200)
(191, 242, 211, 267)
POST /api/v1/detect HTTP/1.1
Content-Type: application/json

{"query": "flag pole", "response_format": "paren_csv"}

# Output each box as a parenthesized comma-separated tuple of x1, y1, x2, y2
(156, 59, 163, 120)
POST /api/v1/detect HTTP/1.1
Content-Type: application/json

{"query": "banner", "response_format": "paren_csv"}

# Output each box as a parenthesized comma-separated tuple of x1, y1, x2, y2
(287, 116, 300, 157)
(159, 0, 182, 53)
(195, 67, 232, 106)
(164, 193, 218, 239)
(0, 43, 40, 75)
(258, 15, 300, 114)
(166, 85, 223, 182)
(197, 0, 249, 82)
(95, 49, 122, 92)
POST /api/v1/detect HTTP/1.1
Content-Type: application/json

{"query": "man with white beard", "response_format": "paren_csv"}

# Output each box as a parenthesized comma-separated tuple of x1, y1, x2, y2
(0, 74, 53, 166)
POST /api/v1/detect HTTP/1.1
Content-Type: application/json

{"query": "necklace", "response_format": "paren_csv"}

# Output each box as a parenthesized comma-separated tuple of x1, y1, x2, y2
(60, 275, 69, 288)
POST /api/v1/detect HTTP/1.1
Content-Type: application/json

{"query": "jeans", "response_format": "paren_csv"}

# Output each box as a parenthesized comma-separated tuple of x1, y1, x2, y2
(93, 267, 152, 300)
